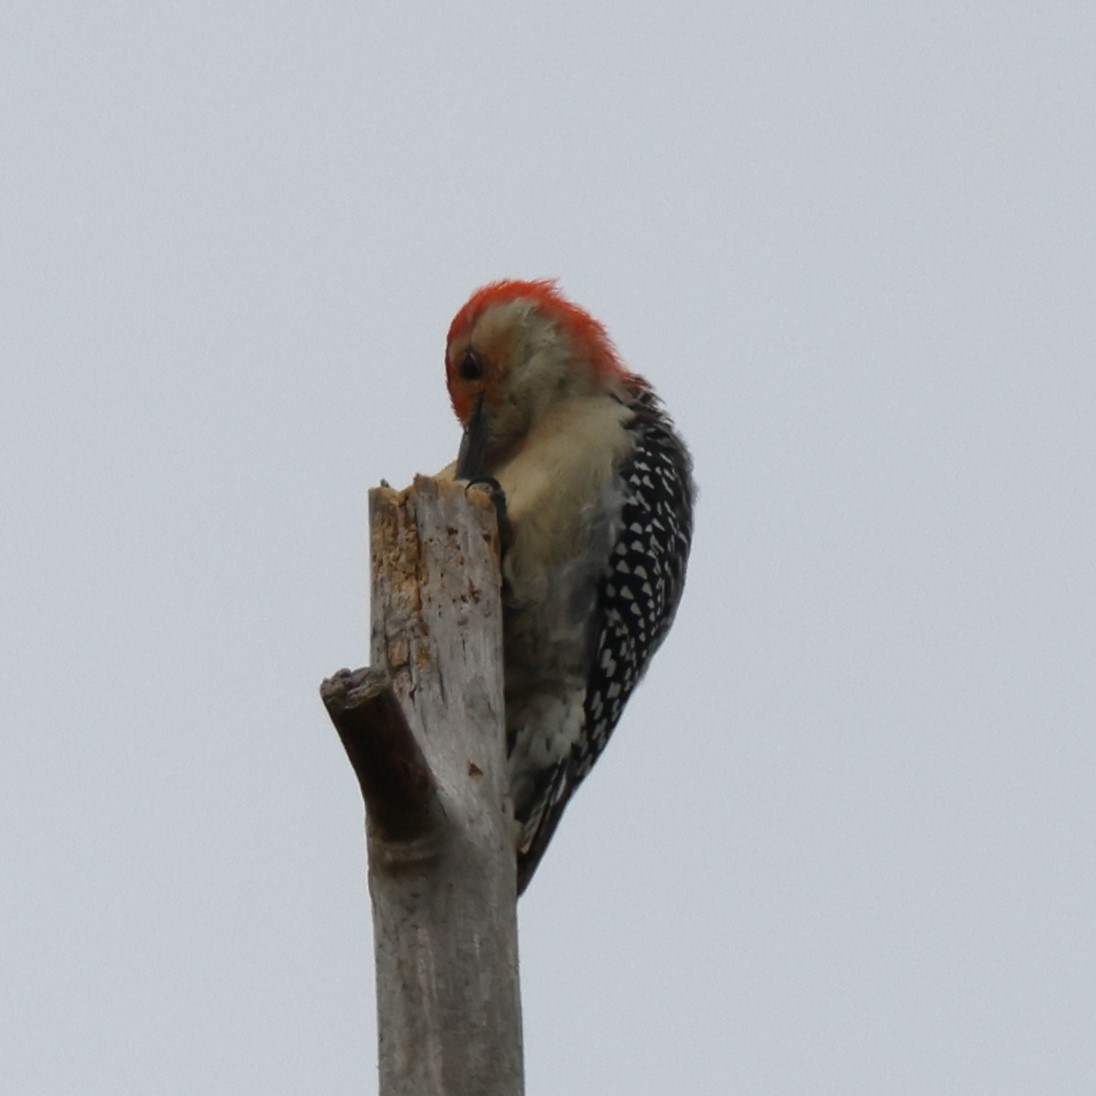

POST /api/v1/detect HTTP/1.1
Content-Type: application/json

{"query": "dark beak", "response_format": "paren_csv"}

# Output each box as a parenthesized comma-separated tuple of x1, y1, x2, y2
(455, 397, 487, 480)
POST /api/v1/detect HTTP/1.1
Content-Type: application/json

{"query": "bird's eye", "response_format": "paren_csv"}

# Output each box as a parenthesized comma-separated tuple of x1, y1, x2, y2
(459, 349, 484, 381)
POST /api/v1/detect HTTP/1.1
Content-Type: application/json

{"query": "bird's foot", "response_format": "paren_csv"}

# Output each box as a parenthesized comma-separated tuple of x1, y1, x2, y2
(464, 477, 513, 548)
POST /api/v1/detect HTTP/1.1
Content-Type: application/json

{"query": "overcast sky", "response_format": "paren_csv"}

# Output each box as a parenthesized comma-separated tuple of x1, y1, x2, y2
(3, 4, 1094, 1094)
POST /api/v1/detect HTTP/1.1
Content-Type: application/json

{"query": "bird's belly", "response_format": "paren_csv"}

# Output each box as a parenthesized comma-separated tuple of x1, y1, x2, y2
(502, 596, 591, 820)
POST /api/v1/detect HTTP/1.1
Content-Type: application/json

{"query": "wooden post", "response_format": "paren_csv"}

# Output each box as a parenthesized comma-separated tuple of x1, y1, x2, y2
(320, 476, 523, 1096)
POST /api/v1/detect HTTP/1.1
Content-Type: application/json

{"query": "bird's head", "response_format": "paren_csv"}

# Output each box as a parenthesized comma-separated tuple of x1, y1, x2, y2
(445, 279, 626, 478)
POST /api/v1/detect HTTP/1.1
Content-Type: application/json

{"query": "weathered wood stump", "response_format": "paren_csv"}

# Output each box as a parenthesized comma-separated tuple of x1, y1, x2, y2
(320, 476, 523, 1096)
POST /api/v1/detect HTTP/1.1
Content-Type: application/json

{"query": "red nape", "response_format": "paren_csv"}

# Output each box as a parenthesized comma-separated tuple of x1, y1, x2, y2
(446, 279, 625, 380)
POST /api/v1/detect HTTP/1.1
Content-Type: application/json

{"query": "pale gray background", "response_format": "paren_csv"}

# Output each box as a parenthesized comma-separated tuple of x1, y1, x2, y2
(3, 4, 1094, 1094)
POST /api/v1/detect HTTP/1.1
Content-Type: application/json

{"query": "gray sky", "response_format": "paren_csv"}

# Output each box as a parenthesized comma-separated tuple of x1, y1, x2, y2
(3, 4, 1094, 1093)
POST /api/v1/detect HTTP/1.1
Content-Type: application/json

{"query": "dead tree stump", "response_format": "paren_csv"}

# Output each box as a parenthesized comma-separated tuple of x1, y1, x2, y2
(320, 476, 523, 1096)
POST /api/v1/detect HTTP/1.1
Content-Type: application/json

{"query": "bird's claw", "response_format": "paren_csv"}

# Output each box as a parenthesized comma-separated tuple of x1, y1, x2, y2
(464, 477, 513, 548)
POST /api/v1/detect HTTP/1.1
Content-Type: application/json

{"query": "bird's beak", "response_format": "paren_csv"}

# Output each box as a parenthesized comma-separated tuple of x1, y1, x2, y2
(456, 397, 487, 480)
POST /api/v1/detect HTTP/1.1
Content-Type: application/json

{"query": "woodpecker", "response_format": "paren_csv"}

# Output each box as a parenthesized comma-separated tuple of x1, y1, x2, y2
(441, 279, 694, 894)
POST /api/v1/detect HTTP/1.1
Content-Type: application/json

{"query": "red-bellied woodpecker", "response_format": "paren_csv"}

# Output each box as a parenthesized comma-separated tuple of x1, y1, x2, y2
(441, 279, 695, 893)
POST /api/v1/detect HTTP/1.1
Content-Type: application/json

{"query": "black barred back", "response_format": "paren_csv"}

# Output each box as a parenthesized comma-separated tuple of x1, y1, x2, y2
(516, 382, 694, 892)
(582, 384, 694, 766)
